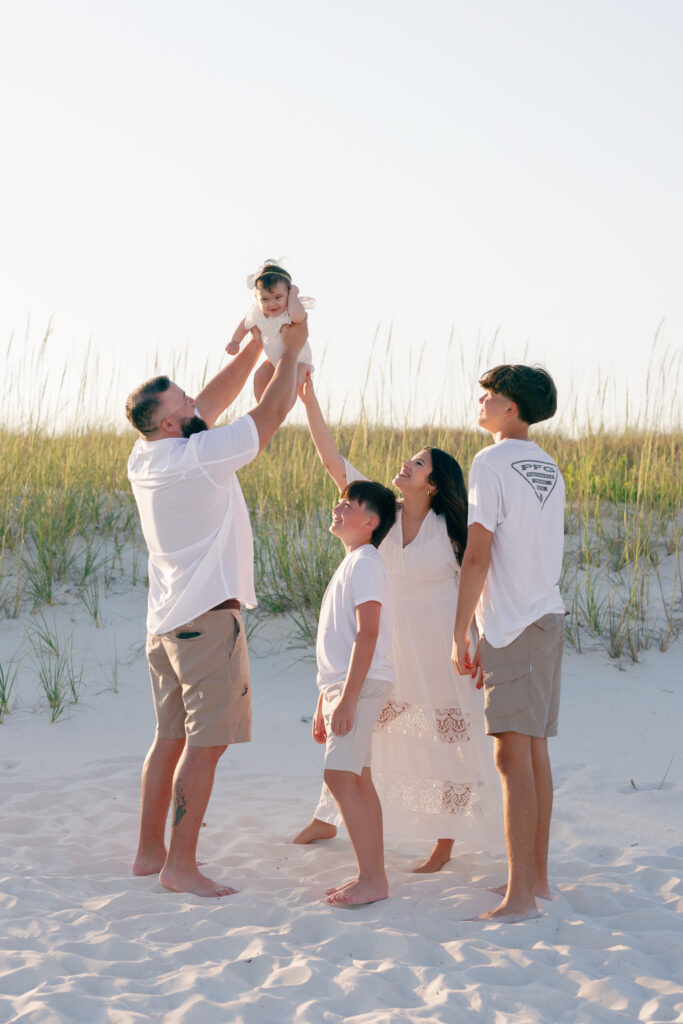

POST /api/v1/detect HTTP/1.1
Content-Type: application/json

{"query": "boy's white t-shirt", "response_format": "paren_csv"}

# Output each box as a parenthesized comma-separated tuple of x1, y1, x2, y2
(467, 438, 565, 648)
(316, 544, 394, 691)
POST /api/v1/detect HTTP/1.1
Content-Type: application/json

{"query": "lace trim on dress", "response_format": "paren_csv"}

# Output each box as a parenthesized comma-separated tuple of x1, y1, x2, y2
(380, 774, 480, 818)
(375, 698, 472, 743)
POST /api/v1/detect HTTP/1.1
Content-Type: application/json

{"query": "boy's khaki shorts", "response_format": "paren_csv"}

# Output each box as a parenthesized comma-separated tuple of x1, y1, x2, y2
(480, 613, 564, 738)
(322, 678, 393, 776)
(146, 608, 251, 747)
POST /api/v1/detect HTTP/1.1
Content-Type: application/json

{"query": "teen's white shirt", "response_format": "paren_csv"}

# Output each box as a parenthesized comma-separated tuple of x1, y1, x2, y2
(316, 544, 394, 690)
(128, 414, 259, 635)
(467, 438, 565, 648)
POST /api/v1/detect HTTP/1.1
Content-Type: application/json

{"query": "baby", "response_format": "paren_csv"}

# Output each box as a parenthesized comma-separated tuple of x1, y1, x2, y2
(227, 260, 314, 401)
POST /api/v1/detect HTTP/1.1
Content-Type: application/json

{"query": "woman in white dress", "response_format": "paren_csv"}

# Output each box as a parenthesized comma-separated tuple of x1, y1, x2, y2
(293, 381, 501, 872)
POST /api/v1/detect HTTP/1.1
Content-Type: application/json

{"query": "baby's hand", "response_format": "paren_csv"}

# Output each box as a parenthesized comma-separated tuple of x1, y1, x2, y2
(226, 339, 241, 355)
(290, 284, 300, 297)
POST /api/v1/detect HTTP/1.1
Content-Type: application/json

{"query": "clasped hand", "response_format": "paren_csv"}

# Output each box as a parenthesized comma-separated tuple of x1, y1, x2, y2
(451, 635, 484, 689)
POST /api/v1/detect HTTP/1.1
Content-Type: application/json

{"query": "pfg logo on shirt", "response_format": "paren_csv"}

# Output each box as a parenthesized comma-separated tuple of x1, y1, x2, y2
(511, 460, 559, 508)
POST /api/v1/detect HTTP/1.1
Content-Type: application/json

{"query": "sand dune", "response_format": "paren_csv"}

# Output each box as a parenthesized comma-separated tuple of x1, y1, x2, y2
(1, 589, 682, 1022)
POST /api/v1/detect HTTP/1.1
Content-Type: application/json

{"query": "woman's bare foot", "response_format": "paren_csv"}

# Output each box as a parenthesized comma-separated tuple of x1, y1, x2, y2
(412, 838, 454, 873)
(291, 818, 337, 844)
(326, 878, 389, 906)
(477, 900, 541, 922)
(488, 882, 555, 901)
(159, 864, 237, 898)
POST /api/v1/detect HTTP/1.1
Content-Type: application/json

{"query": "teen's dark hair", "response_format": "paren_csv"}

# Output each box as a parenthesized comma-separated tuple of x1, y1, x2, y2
(478, 364, 557, 425)
(425, 447, 468, 565)
(126, 375, 171, 434)
(255, 261, 292, 293)
(342, 480, 397, 548)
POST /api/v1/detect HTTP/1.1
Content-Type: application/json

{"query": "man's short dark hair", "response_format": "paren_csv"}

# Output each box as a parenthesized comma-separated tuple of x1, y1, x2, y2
(478, 364, 558, 425)
(341, 480, 397, 548)
(125, 375, 171, 434)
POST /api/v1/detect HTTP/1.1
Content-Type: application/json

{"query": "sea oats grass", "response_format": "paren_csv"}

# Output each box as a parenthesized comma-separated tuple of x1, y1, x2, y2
(0, 333, 680, 714)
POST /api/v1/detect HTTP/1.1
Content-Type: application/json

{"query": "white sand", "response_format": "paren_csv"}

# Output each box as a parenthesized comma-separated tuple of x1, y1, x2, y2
(1, 585, 682, 1023)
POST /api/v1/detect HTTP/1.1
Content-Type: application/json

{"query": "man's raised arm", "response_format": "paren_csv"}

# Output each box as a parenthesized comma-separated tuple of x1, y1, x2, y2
(195, 330, 263, 428)
(247, 321, 307, 452)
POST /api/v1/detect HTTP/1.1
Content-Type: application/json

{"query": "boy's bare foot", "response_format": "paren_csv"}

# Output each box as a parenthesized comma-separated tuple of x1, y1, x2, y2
(132, 847, 167, 876)
(291, 818, 337, 844)
(326, 878, 389, 906)
(412, 839, 454, 873)
(488, 883, 555, 901)
(159, 865, 237, 898)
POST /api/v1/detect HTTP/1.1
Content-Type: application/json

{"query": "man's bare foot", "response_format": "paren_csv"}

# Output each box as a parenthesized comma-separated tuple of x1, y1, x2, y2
(326, 878, 389, 906)
(475, 900, 541, 923)
(291, 818, 337, 844)
(412, 839, 454, 873)
(159, 864, 237, 898)
(488, 882, 555, 901)
(132, 847, 167, 876)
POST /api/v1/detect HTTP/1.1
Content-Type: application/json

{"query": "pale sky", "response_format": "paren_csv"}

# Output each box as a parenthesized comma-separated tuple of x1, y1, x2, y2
(2, 0, 681, 430)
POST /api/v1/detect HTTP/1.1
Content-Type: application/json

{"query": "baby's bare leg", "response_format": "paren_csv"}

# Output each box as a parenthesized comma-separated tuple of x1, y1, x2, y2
(254, 360, 275, 402)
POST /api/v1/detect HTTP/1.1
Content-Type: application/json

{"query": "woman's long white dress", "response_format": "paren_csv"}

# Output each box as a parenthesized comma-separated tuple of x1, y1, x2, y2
(314, 461, 502, 846)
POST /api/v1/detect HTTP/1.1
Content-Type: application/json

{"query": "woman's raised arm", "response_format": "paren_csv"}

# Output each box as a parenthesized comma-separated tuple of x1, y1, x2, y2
(300, 377, 348, 492)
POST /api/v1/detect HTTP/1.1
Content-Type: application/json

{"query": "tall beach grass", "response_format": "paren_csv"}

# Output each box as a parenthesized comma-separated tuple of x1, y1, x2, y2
(0, 327, 680, 723)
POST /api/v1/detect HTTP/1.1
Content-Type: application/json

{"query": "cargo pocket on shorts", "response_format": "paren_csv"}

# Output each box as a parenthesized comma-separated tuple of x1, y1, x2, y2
(483, 661, 531, 719)
(227, 614, 242, 659)
(529, 614, 564, 658)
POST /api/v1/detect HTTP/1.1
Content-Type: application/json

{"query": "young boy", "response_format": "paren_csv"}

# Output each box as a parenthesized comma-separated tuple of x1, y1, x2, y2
(313, 479, 397, 906)
(452, 364, 565, 922)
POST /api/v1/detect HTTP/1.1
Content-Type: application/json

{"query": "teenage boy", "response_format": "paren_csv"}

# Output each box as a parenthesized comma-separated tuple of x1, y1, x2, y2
(452, 364, 565, 922)
(313, 480, 397, 906)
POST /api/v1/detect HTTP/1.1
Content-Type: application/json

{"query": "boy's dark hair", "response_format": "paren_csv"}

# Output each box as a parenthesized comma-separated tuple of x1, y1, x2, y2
(126, 375, 171, 434)
(255, 261, 292, 293)
(341, 480, 397, 548)
(478, 364, 557, 425)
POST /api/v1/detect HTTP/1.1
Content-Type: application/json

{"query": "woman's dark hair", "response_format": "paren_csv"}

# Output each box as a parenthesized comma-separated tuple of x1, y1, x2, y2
(425, 447, 468, 564)
(255, 261, 292, 292)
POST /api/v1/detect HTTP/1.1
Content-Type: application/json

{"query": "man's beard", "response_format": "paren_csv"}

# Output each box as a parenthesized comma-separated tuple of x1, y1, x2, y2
(181, 415, 209, 438)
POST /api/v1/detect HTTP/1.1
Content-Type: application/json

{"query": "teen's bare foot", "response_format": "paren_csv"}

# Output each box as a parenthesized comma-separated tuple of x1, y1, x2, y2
(488, 882, 555, 901)
(325, 878, 388, 906)
(291, 818, 337, 844)
(413, 839, 454, 873)
(159, 865, 237, 898)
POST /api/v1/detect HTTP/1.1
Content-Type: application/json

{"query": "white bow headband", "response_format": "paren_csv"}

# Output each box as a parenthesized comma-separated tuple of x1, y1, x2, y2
(246, 260, 316, 309)
(246, 259, 289, 290)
